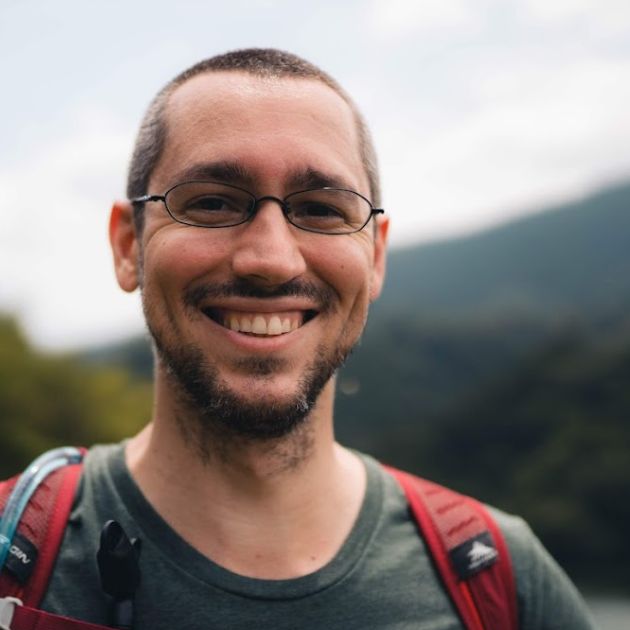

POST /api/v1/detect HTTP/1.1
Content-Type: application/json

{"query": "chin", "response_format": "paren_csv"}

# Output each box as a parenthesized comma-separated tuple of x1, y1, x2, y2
(151, 332, 343, 444)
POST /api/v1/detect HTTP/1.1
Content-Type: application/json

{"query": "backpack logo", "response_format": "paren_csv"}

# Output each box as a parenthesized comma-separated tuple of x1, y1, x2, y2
(450, 531, 499, 579)
(4, 532, 38, 584)
(9, 545, 31, 564)
(466, 540, 498, 571)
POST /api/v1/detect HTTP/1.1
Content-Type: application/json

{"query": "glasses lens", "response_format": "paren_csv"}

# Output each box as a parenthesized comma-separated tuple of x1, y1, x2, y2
(165, 182, 253, 227)
(286, 189, 372, 234)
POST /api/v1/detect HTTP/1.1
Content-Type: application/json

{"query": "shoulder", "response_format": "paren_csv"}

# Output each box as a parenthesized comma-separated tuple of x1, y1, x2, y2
(372, 460, 596, 630)
(69, 442, 127, 515)
(485, 504, 570, 590)
(81, 442, 125, 477)
(485, 506, 595, 629)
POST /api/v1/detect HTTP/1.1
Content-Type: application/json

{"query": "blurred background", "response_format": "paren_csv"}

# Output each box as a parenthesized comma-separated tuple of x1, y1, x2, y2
(1, 0, 629, 624)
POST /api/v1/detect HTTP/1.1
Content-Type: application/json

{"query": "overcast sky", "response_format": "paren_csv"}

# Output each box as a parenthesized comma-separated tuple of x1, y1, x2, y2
(2, 0, 630, 349)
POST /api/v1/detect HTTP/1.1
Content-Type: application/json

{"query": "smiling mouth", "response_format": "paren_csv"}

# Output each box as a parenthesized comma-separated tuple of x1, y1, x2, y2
(202, 308, 318, 336)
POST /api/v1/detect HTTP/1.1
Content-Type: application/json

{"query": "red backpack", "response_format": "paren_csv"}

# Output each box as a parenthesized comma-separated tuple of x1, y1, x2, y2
(0, 449, 518, 630)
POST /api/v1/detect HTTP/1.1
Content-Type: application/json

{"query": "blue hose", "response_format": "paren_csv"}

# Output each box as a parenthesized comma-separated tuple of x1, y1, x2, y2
(0, 446, 83, 573)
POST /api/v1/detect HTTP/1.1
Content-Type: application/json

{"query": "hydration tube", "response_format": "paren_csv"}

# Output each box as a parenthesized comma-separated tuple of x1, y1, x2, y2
(0, 446, 84, 574)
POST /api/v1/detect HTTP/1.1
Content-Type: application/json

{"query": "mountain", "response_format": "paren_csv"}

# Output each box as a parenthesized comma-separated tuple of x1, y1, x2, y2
(374, 179, 630, 323)
(335, 179, 630, 441)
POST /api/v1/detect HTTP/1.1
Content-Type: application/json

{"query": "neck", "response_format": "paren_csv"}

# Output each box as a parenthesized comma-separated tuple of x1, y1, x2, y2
(125, 380, 366, 579)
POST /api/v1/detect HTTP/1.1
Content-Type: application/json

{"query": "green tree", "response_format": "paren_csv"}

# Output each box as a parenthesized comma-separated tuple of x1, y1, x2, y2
(0, 316, 152, 477)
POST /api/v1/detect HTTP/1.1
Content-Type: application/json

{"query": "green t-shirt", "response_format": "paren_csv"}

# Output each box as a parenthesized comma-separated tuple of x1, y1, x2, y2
(41, 444, 595, 629)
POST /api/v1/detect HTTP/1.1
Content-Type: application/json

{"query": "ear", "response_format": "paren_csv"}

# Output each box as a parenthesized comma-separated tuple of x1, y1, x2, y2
(109, 200, 140, 292)
(369, 215, 389, 302)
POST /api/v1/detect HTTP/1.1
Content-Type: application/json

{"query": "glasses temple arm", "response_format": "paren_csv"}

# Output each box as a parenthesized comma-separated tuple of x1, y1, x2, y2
(130, 194, 165, 204)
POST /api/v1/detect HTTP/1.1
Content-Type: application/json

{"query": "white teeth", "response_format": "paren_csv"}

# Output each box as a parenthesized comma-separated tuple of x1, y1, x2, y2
(268, 316, 282, 335)
(252, 316, 267, 335)
(221, 312, 304, 335)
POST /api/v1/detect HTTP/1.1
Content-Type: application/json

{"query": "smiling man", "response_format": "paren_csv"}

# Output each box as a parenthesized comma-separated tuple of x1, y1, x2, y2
(117, 69, 385, 459)
(0, 49, 594, 629)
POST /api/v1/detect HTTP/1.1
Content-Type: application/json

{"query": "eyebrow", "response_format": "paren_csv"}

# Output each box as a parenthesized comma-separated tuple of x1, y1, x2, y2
(170, 161, 252, 187)
(286, 167, 352, 192)
(168, 162, 355, 193)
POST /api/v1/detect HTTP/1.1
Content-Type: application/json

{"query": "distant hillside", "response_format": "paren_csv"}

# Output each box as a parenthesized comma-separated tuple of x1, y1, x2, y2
(375, 180, 630, 323)
(84, 335, 153, 380)
(333, 180, 630, 439)
(369, 319, 630, 588)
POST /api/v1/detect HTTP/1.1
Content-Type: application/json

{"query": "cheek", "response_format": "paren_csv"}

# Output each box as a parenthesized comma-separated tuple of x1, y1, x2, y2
(308, 239, 374, 312)
(143, 229, 230, 289)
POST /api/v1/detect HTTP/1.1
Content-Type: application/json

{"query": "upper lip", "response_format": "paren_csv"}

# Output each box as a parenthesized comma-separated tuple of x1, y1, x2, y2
(197, 297, 322, 314)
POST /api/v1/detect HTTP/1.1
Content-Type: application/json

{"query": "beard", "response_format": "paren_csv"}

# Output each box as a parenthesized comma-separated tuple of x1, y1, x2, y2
(143, 278, 359, 448)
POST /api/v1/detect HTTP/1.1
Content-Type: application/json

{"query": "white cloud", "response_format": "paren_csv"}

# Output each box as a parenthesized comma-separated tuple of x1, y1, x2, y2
(367, 0, 482, 39)
(0, 107, 144, 349)
(524, 0, 630, 34)
(377, 54, 630, 245)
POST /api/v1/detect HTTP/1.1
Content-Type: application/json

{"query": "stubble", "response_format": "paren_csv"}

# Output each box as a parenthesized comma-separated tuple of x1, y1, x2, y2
(143, 278, 358, 467)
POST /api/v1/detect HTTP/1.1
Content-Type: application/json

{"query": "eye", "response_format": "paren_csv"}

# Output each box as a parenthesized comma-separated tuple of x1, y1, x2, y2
(165, 182, 254, 227)
(185, 195, 235, 213)
(287, 192, 354, 232)
(172, 192, 248, 226)
(293, 201, 345, 219)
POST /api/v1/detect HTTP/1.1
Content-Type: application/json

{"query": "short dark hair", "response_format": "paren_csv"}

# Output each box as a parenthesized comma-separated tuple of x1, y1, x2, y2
(127, 48, 380, 230)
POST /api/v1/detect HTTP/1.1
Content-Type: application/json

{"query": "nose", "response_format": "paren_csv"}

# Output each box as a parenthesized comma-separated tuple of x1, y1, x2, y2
(230, 199, 307, 286)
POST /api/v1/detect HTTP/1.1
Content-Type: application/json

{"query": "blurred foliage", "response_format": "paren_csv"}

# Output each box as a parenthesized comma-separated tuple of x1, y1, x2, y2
(0, 316, 152, 477)
(355, 322, 630, 590)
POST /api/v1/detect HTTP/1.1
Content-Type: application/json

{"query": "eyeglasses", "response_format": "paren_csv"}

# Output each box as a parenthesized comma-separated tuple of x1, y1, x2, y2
(130, 180, 384, 235)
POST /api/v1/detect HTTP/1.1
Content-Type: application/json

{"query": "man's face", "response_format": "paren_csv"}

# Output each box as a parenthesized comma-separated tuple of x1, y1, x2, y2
(113, 71, 388, 439)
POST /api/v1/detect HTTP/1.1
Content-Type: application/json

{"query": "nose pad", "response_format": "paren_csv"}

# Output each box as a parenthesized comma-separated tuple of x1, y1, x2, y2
(252, 195, 289, 216)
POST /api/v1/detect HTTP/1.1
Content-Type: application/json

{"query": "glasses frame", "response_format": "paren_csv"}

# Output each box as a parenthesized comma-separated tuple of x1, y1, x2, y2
(130, 180, 384, 235)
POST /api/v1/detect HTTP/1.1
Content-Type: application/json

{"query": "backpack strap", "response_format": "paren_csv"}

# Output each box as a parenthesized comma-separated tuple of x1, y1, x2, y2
(0, 449, 114, 630)
(385, 466, 518, 630)
(0, 449, 85, 607)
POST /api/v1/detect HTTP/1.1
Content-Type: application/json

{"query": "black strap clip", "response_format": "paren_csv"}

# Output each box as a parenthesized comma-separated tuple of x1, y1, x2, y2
(97, 520, 141, 630)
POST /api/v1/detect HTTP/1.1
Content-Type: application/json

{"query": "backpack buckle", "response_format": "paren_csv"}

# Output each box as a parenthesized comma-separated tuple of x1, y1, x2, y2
(0, 597, 22, 630)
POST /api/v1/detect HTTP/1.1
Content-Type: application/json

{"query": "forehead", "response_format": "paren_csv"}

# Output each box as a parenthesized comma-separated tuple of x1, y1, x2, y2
(151, 71, 366, 193)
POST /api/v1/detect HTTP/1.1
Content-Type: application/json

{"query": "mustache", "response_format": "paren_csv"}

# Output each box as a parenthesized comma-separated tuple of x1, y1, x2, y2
(184, 279, 336, 313)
